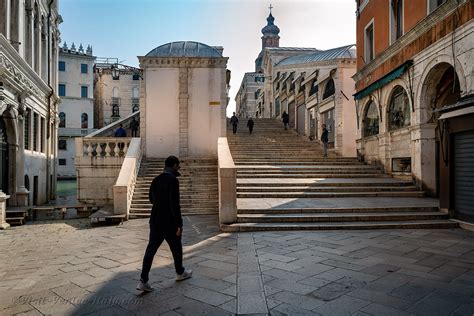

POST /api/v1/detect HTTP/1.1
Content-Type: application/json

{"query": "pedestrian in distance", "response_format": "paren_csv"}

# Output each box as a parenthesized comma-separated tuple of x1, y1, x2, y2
(321, 124, 329, 158)
(130, 117, 139, 137)
(114, 123, 127, 151)
(230, 112, 239, 134)
(137, 156, 192, 292)
(247, 118, 254, 134)
(114, 123, 127, 137)
(282, 111, 289, 130)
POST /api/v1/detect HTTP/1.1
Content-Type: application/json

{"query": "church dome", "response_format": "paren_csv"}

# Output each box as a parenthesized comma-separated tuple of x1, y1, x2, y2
(261, 13, 280, 36)
(145, 41, 222, 58)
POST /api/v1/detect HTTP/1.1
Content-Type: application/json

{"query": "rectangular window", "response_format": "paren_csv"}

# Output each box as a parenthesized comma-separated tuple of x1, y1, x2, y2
(24, 109, 30, 150)
(58, 61, 65, 71)
(365, 21, 374, 63)
(392, 157, 411, 173)
(33, 113, 38, 151)
(58, 84, 66, 97)
(81, 86, 88, 98)
(390, 0, 404, 44)
(40, 117, 44, 153)
(81, 63, 88, 74)
(58, 139, 67, 150)
(59, 159, 67, 166)
(132, 73, 140, 80)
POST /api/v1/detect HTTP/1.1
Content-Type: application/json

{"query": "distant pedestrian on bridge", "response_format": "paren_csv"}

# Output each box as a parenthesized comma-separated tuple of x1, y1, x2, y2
(230, 112, 239, 134)
(137, 156, 192, 292)
(130, 117, 139, 137)
(321, 124, 329, 158)
(247, 118, 254, 134)
(282, 111, 289, 130)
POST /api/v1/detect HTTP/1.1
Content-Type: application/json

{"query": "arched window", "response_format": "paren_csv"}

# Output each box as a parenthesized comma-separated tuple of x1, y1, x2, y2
(132, 105, 139, 113)
(363, 101, 379, 137)
(323, 79, 335, 99)
(112, 87, 119, 98)
(388, 85, 410, 131)
(81, 113, 88, 129)
(24, 175, 30, 191)
(132, 87, 139, 99)
(59, 112, 66, 128)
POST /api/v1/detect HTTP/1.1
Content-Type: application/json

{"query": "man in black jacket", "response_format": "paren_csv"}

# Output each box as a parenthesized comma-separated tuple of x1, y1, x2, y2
(321, 124, 329, 158)
(137, 156, 192, 292)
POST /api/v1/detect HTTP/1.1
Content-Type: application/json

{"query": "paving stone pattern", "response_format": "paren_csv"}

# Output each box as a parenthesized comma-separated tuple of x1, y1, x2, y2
(1, 216, 474, 315)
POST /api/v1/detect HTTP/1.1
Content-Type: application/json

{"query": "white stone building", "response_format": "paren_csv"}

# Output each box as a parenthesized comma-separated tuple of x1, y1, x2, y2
(272, 45, 357, 157)
(0, 0, 60, 227)
(57, 42, 96, 178)
(94, 60, 141, 129)
(139, 41, 228, 158)
(235, 72, 264, 118)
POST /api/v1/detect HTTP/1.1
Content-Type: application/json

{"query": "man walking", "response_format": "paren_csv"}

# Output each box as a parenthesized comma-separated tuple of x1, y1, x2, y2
(137, 156, 192, 292)
(282, 111, 289, 130)
(114, 124, 127, 137)
(247, 118, 254, 134)
(321, 124, 329, 158)
(230, 112, 239, 134)
(130, 117, 139, 137)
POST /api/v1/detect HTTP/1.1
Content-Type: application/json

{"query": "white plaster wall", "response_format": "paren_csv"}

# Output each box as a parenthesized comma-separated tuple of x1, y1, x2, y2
(57, 138, 76, 178)
(188, 67, 223, 157)
(145, 68, 180, 157)
(58, 98, 94, 128)
(58, 53, 95, 99)
(340, 66, 357, 157)
(24, 152, 49, 205)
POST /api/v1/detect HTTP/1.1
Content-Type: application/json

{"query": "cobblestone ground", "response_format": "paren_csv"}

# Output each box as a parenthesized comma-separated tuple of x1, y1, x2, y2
(1, 216, 474, 315)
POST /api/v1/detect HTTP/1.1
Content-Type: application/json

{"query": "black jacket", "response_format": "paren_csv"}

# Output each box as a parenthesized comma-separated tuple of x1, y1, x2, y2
(149, 167, 182, 230)
(321, 128, 329, 143)
(247, 120, 254, 128)
(230, 115, 239, 125)
(282, 113, 289, 124)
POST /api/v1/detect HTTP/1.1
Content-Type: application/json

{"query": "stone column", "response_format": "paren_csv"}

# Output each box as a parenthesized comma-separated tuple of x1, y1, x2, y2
(15, 100, 29, 206)
(178, 67, 189, 157)
(0, 191, 10, 229)
(411, 123, 437, 195)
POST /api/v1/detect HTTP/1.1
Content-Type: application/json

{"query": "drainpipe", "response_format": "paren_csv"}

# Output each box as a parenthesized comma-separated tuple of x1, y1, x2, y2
(45, 0, 54, 200)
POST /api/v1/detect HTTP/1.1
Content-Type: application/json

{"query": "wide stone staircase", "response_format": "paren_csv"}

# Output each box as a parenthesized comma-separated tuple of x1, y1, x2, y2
(129, 157, 218, 218)
(224, 118, 458, 231)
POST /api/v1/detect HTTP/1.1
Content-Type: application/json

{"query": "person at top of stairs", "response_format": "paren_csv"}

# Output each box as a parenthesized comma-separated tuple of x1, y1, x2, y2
(230, 112, 239, 134)
(321, 124, 329, 158)
(282, 111, 289, 130)
(137, 156, 192, 292)
(247, 118, 254, 134)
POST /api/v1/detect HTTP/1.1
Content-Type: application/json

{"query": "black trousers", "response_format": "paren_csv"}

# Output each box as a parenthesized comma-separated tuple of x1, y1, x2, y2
(232, 124, 238, 134)
(248, 126, 253, 134)
(131, 129, 138, 137)
(140, 227, 184, 282)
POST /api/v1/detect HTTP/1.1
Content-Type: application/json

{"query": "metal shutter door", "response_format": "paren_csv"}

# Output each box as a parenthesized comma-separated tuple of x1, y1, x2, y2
(454, 130, 474, 222)
(297, 105, 305, 135)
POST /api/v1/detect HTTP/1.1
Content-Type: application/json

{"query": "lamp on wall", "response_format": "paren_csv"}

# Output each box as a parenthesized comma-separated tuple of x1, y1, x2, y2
(110, 63, 143, 80)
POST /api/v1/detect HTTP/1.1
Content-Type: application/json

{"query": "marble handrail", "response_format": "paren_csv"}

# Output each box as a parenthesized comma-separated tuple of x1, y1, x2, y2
(76, 137, 132, 157)
(217, 137, 237, 225)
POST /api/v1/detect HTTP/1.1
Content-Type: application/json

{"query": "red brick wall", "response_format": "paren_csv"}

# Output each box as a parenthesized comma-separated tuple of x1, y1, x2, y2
(355, 0, 473, 92)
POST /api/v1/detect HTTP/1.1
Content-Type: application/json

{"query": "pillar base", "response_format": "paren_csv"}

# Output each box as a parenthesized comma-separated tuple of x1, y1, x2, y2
(0, 191, 11, 230)
(15, 187, 30, 206)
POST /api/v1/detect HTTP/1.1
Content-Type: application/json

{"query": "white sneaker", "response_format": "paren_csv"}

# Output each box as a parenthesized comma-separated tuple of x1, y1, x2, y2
(136, 280, 154, 292)
(176, 269, 193, 281)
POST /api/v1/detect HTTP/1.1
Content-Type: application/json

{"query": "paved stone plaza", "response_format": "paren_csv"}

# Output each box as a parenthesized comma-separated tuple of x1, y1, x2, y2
(1, 216, 474, 315)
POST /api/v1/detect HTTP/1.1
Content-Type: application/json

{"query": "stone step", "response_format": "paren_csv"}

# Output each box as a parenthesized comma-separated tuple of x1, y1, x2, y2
(238, 206, 439, 214)
(236, 180, 413, 187)
(236, 166, 381, 171)
(5, 217, 26, 225)
(236, 191, 425, 198)
(236, 173, 388, 178)
(221, 220, 459, 232)
(236, 186, 418, 193)
(237, 212, 448, 223)
(236, 169, 382, 174)
(234, 162, 364, 165)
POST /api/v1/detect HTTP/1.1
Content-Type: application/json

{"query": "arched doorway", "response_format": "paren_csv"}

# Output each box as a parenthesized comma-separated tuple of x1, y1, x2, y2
(420, 62, 461, 196)
(0, 117, 9, 194)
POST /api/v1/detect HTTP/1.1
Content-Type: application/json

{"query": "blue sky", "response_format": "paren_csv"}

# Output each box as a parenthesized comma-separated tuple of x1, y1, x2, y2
(59, 0, 356, 115)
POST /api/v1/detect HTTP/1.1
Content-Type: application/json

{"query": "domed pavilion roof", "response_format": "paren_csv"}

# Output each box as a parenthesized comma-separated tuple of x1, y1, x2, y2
(145, 41, 222, 58)
(261, 13, 280, 36)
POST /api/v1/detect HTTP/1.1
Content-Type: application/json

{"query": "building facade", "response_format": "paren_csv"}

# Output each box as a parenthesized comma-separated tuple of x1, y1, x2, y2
(57, 42, 95, 178)
(139, 41, 228, 158)
(273, 45, 357, 156)
(93, 60, 141, 129)
(0, 0, 60, 220)
(353, 0, 474, 221)
(235, 72, 264, 118)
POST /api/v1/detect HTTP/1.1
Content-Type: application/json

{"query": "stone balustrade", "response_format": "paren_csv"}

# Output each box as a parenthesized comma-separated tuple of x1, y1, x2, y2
(113, 138, 142, 218)
(77, 137, 131, 157)
(217, 137, 237, 225)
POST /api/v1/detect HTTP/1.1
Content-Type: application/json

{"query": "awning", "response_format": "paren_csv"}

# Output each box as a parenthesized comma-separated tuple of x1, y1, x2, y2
(438, 106, 474, 120)
(354, 60, 413, 100)
(317, 68, 336, 85)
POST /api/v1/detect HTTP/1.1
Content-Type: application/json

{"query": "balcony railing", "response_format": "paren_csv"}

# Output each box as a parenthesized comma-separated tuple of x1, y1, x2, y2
(58, 128, 97, 137)
(76, 137, 131, 157)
